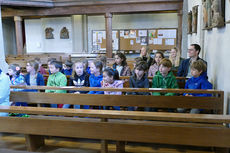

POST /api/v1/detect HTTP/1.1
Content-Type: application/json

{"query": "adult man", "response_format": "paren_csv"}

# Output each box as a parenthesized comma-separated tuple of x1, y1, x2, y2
(177, 44, 207, 77)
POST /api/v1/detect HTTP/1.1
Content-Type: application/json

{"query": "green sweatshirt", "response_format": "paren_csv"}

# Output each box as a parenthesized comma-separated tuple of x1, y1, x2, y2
(152, 71, 178, 96)
(45, 72, 67, 93)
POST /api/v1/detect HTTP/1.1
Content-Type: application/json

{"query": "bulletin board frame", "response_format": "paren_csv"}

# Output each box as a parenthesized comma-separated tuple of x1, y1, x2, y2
(92, 28, 178, 53)
(92, 30, 119, 53)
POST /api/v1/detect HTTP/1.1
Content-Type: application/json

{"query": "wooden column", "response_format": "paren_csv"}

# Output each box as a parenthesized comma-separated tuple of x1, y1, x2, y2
(14, 16, 23, 55)
(177, 10, 183, 53)
(105, 13, 113, 58)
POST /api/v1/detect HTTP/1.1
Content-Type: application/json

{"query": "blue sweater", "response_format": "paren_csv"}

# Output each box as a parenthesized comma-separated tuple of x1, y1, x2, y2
(184, 72, 212, 97)
(25, 72, 45, 86)
(88, 74, 104, 94)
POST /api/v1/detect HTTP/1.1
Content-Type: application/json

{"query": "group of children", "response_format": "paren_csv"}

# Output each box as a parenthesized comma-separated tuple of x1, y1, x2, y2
(6, 48, 212, 113)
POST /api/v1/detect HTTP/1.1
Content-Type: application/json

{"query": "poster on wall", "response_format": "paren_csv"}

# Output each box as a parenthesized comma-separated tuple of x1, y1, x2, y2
(138, 30, 147, 37)
(124, 30, 130, 38)
(129, 30, 136, 38)
(140, 36, 147, 45)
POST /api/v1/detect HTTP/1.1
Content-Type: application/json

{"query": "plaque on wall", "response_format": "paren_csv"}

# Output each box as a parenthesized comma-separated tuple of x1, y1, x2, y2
(60, 27, 69, 39)
(45, 27, 54, 39)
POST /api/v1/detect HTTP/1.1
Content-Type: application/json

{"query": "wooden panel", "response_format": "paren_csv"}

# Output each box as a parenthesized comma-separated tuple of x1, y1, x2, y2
(2, 3, 183, 17)
(10, 86, 223, 94)
(0, 117, 230, 148)
(1, 106, 229, 123)
(9, 92, 222, 110)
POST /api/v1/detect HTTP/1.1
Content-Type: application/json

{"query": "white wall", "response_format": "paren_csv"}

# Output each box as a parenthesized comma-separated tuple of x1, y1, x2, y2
(88, 13, 178, 53)
(0, 6, 9, 72)
(187, 0, 230, 114)
(24, 13, 178, 54)
(2, 19, 17, 55)
(25, 17, 73, 53)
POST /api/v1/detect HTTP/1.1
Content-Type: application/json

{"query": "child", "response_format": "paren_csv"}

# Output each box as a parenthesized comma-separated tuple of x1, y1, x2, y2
(0, 69, 10, 116)
(113, 52, 131, 76)
(140, 46, 153, 69)
(101, 67, 123, 110)
(152, 58, 178, 96)
(169, 47, 183, 71)
(178, 60, 212, 114)
(45, 60, 67, 108)
(132, 57, 143, 75)
(34, 57, 48, 75)
(63, 60, 90, 109)
(8, 64, 27, 106)
(88, 60, 104, 95)
(148, 51, 164, 77)
(128, 61, 149, 95)
(82, 58, 91, 75)
(152, 58, 178, 112)
(47, 58, 57, 75)
(87, 60, 104, 109)
(97, 55, 107, 71)
(62, 60, 73, 75)
(128, 61, 150, 111)
(25, 60, 45, 86)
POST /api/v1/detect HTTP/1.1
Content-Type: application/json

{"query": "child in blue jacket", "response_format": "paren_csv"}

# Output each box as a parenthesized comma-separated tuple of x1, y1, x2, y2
(87, 60, 104, 109)
(178, 60, 212, 114)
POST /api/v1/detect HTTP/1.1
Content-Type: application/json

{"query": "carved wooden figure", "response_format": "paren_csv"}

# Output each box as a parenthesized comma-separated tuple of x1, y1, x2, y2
(211, 0, 225, 27)
(192, 6, 198, 33)
(187, 11, 192, 34)
(207, 0, 212, 27)
(60, 27, 69, 39)
(202, 0, 208, 28)
(45, 27, 54, 39)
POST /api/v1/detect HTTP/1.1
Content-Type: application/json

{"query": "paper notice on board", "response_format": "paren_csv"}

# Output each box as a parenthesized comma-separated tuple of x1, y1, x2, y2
(113, 39, 118, 50)
(138, 30, 147, 36)
(112, 31, 117, 39)
(167, 29, 177, 38)
(93, 33, 97, 45)
(102, 31, 106, 39)
(158, 29, 176, 38)
(157, 30, 165, 38)
(165, 39, 175, 45)
(149, 40, 153, 44)
(120, 31, 124, 37)
(153, 38, 162, 45)
(130, 40, 134, 45)
(136, 37, 140, 43)
(129, 30, 136, 38)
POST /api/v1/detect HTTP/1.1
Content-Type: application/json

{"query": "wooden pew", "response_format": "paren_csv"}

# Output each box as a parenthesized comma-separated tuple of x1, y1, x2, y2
(0, 86, 228, 152)
(6, 53, 71, 73)
(120, 76, 188, 89)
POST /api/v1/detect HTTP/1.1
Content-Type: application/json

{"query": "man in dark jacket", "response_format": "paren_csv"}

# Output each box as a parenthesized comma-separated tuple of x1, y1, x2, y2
(177, 44, 207, 78)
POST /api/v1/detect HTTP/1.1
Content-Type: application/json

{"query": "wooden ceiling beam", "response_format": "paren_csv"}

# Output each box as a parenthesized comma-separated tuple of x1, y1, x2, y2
(53, 0, 183, 7)
(0, 0, 54, 8)
(2, 2, 183, 18)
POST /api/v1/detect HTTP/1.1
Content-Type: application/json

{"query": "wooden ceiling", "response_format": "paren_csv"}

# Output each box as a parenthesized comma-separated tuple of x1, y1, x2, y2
(1, 0, 183, 18)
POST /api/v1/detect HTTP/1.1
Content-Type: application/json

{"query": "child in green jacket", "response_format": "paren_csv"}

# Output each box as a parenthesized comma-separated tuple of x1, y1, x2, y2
(151, 58, 178, 112)
(152, 58, 178, 95)
(45, 60, 67, 108)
